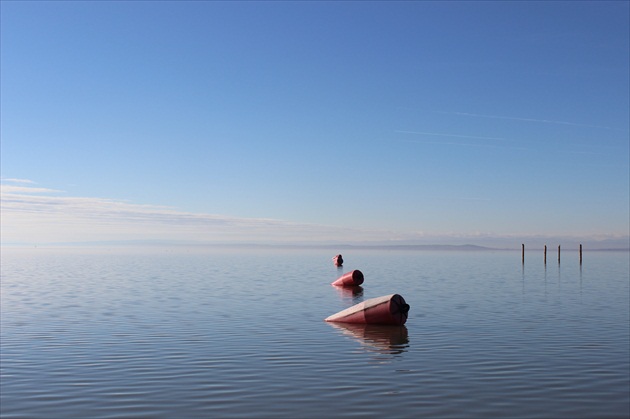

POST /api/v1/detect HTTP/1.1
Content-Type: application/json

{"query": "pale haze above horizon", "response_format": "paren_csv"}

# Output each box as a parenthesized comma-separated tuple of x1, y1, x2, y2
(1, 1, 629, 249)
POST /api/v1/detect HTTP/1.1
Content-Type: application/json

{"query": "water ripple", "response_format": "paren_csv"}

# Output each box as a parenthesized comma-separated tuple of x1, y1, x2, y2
(1, 248, 628, 418)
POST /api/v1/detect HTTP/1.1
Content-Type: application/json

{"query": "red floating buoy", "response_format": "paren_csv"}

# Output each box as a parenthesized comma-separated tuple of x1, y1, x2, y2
(332, 254, 344, 266)
(331, 269, 364, 287)
(325, 294, 410, 325)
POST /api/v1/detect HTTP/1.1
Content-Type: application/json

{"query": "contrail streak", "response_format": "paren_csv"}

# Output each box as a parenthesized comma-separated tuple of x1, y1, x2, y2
(392, 130, 528, 150)
(443, 111, 617, 130)
(392, 138, 529, 150)
(394, 130, 510, 142)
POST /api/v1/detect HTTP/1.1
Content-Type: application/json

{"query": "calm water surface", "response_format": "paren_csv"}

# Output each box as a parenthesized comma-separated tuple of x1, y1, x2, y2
(1, 247, 628, 418)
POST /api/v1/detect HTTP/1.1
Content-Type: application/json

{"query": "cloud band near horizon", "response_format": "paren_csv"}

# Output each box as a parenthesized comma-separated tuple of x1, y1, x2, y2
(1, 180, 627, 248)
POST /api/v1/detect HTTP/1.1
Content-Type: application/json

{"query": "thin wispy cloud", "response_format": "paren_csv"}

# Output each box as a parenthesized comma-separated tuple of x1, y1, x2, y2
(392, 130, 529, 150)
(1, 185, 64, 194)
(394, 130, 510, 142)
(2, 181, 626, 248)
(443, 111, 621, 131)
(1, 178, 36, 184)
(0, 182, 393, 244)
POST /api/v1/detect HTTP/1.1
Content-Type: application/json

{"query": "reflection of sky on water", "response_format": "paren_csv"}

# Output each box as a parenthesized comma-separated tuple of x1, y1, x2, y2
(328, 322, 409, 360)
(2, 248, 627, 418)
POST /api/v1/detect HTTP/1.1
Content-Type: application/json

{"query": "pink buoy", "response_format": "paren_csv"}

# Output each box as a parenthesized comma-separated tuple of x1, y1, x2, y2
(331, 270, 364, 287)
(332, 254, 344, 266)
(325, 294, 410, 325)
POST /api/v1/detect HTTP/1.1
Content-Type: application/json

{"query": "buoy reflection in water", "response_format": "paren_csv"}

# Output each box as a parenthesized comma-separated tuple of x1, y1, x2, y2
(334, 285, 364, 305)
(327, 322, 409, 356)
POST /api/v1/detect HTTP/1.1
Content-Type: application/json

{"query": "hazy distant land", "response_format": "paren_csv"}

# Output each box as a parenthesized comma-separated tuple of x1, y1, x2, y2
(3, 241, 628, 252)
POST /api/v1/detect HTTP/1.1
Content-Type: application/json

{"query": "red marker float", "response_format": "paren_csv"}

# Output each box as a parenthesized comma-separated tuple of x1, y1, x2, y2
(325, 294, 410, 325)
(332, 254, 344, 266)
(331, 270, 364, 287)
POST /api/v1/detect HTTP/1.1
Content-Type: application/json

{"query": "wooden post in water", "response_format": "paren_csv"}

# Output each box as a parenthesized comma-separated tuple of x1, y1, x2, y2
(558, 245, 561, 264)
(580, 244, 583, 264)
(522, 244, 525, 264)
(544, 245, 547, 264)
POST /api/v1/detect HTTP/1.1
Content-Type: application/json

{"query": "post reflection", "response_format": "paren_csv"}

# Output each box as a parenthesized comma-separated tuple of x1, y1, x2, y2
(333, 285, 364, 305)
(327, 322, 410, 357)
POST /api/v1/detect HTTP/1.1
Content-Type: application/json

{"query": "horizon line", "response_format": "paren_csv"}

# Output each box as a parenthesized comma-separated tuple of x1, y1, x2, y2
(2, 241, 628, 252)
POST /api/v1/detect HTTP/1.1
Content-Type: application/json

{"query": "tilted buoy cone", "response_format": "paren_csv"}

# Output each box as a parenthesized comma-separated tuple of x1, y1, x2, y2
(331, 270, 364, 287)
(325, 294, 410, 325)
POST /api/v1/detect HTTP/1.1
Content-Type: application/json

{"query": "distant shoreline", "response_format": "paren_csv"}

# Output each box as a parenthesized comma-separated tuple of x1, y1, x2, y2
(1, 242, 628, 252)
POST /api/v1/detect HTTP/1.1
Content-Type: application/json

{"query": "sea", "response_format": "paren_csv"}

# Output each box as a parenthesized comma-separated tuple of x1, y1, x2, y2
(1, 246, 628, 419)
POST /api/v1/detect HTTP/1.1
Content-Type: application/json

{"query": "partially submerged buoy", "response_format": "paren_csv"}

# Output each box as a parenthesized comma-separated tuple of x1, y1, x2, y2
(332, 254, 344, 267)
(331, 270, 364, 287)
(325, 294, 410, 325)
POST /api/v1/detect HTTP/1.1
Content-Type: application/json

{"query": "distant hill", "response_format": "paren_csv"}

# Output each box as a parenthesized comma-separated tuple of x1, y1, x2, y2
(324, 244, 497, 251)
(3, 241, 627, 252)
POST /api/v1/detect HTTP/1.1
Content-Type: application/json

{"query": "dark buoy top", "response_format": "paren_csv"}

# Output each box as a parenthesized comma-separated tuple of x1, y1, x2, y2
(332, 254, 343, 267)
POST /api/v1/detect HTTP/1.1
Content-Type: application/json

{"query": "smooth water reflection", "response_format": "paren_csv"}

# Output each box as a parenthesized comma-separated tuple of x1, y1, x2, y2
(1, 247, 628, 418)
(328, 323, 409, 357)
(332, 284, 364, 304)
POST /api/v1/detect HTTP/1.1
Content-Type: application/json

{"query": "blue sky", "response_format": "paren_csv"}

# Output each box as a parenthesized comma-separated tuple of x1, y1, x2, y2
(1, 1, 629, 248)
